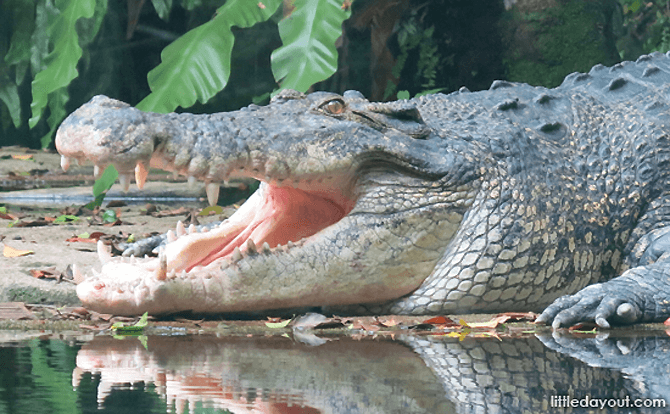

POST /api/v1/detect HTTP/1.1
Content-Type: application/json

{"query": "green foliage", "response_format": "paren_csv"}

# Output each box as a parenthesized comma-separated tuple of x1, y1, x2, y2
(82, 164, 117, 209)
(271, 0, 352, 93)
(618, 0, 670, 58)
(1, 0, 107, 148)
(384, 17, 440, 100)
(137, 0, 282, 113)
(29, 0, 99, 126)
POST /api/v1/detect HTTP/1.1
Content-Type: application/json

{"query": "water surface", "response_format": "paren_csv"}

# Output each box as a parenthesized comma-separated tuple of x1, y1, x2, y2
(1, 331, 669, 414)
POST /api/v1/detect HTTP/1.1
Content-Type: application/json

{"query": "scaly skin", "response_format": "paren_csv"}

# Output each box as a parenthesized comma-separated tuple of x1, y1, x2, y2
(57, 53, 670, 327)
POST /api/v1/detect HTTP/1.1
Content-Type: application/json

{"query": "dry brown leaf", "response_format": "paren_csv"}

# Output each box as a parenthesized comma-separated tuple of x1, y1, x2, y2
(421, 315, 458, 327)
(29, 267, 61, 280)
(3, 244, 34, 258)
(375, 316, 401, 327)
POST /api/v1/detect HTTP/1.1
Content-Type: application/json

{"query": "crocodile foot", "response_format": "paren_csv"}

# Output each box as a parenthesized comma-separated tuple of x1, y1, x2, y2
(537, 263, 670, 329)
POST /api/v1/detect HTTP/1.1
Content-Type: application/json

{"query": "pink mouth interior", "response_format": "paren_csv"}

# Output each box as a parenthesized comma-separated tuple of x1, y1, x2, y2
(182, 185, 353, 271)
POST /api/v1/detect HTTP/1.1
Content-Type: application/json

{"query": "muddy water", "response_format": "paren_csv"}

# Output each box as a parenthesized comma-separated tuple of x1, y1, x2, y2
(1, 331, 669, 414)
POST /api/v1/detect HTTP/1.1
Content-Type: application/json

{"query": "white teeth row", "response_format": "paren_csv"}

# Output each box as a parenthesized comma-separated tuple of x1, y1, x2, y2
(227, 239, 294, 265)
(161, 220, 217, 245)
(94, 235, 303, 282)
(60, 156, 221, 206)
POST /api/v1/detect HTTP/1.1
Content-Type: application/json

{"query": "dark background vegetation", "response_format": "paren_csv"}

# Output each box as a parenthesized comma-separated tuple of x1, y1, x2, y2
(1, 0, 669, 149)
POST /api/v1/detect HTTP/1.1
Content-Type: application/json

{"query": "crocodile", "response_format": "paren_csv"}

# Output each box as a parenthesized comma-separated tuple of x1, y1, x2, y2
(55, 52, 670, 328)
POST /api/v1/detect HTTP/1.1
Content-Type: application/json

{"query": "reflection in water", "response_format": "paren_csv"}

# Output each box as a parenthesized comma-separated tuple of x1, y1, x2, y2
(74, 335, 453, 413)
(72, 332, 670, 414)
(1, 331, 669, 413)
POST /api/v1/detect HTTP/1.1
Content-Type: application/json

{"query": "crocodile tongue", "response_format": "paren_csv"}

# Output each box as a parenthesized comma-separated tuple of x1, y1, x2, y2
(164, 182, 349, 273)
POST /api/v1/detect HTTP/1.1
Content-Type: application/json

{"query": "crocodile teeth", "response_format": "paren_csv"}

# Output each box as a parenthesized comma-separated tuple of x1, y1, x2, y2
(176, 220, 186, 237)
(168, 269, 176, 279)
(232, 246, 243, 263)
(201, 227, 209, 233)
(94, 164, 102, 178)
(287, 240, 295, 248)
(246, 239, 257, 254)
(188, 175, 197, 187)
(156, 247, 167, 280)
(97, 241, 112, 264)
(129, 255, 136, 264)
(72, 263, 84, 284)
(119, 173, 132, 193)
(261, 242, 271, 253)
(188, 224, 197, 234)
(206, 183, 220, 206)
(135, 162, 148, 190)
(60, 156, 72, 172)
(167, 230, 177, 243)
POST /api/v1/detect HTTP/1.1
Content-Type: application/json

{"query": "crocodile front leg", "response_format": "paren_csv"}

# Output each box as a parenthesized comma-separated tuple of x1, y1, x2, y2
(538, 227, 670, 328)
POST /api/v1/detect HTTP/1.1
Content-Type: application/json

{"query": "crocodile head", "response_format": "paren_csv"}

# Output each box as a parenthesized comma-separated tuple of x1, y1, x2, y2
(56, 90, 482, 315)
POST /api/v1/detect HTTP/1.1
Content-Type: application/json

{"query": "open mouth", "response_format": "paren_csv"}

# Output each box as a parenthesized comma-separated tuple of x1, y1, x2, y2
(94, 180, 358, 280)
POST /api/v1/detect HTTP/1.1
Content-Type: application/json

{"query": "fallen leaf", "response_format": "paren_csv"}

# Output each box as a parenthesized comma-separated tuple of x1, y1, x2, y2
(111, 312, 149, 334)
(0, 212, 18, 220)
(568, 322, 598, 333)
(11, 219, 50, 227)
(352, 319, 380, 332)
(664, 317, 670, 326)
(153, 206, 190, 217)
(421, 315, 458, 327)
(3, 244, 34, 257)
(199, 205, 223, 216)
(376, 316, 401, 327)
(292, 313, 330, 330)
(29, 267, 62, 280)
(65, 236, 94, 243)
(65, 232, 107, 243)
(265, 318, 292, 329)
(11, 154, 33, 160)
(495, 311, 537, 323)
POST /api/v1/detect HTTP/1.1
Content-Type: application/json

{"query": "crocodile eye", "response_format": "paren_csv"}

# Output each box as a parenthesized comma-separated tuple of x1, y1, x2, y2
(320, 99, 346, 115)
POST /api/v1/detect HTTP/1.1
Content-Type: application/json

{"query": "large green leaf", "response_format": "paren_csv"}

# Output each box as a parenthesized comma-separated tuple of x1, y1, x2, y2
(0, 75, 21, 128)
(29, 0, 96, 128)
(4, 0, 35, 65)
(40, 86, 69, 148)
(271, 0, 350, 92)
(137, 0, 282, 113)
(1, 0, 36, 127)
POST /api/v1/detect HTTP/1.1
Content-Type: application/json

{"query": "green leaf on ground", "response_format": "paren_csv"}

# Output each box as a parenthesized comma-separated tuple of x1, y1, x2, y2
(265, 318, 292, 329)
(112, 312, 149, 334)
(102, 209, 117, 223)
